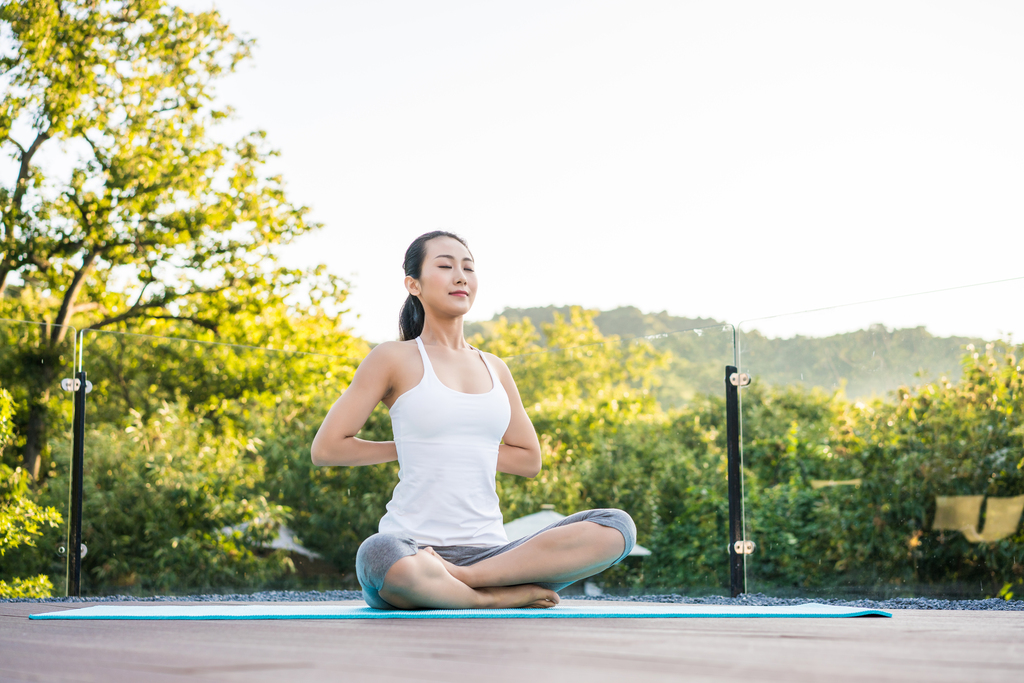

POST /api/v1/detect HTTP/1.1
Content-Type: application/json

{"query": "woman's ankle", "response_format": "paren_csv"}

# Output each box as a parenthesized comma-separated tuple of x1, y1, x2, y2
(475, 586, 516, 608)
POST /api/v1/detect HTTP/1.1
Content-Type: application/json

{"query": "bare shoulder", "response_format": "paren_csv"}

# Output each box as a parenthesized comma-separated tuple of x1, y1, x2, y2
(357, 340, 419, 373)
(482, 351, 514, 379)
(351, 341, 421, 404)
(365, 339, 417, 358)
(481, 350, 508, 367)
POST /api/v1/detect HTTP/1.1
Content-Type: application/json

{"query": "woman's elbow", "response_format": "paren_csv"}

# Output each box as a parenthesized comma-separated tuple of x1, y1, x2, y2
(312, 435, 361, 467)
(524, 451, 542, 478)
(310, 437, 331, 466)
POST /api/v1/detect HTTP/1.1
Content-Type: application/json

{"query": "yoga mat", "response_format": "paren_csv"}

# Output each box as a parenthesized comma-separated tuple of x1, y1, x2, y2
(30, 603, 890, 620)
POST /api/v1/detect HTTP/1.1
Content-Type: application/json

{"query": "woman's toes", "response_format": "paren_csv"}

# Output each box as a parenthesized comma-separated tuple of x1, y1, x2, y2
(524, 587, 560, 608)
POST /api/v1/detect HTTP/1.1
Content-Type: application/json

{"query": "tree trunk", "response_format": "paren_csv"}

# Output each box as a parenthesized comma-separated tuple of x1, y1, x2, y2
(52, 252, 96, 345)
(18, 354, 57, 481)
(23, 396, 48, 480)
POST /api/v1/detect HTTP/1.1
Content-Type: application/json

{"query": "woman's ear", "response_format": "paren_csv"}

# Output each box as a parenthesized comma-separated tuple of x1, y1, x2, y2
(405, 275, 421, 296)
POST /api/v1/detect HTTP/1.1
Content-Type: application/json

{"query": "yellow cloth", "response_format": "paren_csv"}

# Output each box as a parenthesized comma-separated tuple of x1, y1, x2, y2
(932, 495, 1024, 542)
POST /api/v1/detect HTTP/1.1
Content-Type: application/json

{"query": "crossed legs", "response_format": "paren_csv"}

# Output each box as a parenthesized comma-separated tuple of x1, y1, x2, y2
(376, 520, 628, 610)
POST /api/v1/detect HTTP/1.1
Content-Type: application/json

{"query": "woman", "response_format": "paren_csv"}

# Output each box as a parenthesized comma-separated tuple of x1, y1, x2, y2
(311, 231, 636, 609)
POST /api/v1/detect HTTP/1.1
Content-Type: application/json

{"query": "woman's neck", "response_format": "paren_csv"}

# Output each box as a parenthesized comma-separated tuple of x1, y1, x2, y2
(419, 316, 469, 349)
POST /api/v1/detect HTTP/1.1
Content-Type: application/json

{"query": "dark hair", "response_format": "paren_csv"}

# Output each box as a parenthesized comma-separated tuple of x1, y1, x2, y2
(399, 231, 472, 341)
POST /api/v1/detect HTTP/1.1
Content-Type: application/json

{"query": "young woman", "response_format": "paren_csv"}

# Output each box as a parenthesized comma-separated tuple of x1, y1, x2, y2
(311, 231, 636, 610)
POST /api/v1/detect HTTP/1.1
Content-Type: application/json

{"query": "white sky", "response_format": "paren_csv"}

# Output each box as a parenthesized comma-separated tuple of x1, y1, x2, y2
(40, 2, 1024, 340)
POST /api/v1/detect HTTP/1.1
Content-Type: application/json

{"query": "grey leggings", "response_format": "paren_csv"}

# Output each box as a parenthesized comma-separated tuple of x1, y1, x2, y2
(355, 508, 637, 610)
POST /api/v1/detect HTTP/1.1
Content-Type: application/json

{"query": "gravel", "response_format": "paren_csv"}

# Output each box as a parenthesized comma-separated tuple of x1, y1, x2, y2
(572, 592, 1024, 611)
(3, 590, 365, 604)
(5, 590, 1022, 610)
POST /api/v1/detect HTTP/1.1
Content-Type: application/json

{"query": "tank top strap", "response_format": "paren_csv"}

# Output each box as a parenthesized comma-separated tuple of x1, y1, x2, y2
(473, 347, 500, 388)
(413, 337, 438, 384)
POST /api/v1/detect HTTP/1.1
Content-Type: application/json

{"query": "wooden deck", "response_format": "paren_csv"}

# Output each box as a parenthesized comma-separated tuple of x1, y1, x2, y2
(2, 600, 1022, 682)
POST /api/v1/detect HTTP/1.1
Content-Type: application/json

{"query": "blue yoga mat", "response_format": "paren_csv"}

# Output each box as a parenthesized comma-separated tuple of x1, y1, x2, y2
(30, 603, 890, 620)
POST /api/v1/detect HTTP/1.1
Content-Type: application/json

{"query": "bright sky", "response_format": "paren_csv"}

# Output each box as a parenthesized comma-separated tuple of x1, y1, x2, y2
(65, 3, 1024, 340)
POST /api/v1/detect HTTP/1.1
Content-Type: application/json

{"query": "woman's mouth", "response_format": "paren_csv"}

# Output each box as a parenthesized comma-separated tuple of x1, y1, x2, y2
(450, 290, 469, 297)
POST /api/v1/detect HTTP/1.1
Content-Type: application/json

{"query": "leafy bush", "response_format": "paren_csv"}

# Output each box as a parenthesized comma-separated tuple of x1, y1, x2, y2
(0, 386, 63, 598)
(0, 575, 55, 599)
(5, 304, 1020, 599)
(47, 402, 294, 594)
(261, 403, 398, 586)
(738, 344, 1024, 594)
(481, 315, 1024, 596)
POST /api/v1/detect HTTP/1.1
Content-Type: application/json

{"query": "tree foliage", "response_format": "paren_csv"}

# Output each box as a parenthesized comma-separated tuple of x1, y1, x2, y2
(1, 0, 346, 477)
(3, 302, 1021, 598)
(0, 384, 62, 598)
(69, 402, 293, 593)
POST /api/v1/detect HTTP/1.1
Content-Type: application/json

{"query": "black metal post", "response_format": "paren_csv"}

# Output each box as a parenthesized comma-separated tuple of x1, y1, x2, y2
(725, 365, 745, 598)
(67, 370, 86, 597)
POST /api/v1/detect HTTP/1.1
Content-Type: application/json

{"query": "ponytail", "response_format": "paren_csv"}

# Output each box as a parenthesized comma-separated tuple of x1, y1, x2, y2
(399, 294, 425, 341)
(398, 230, 471, 340)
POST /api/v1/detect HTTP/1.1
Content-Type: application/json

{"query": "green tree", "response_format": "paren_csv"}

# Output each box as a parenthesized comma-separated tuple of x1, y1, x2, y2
(0, 384, 63, 598)
(0, 0, 344, 478)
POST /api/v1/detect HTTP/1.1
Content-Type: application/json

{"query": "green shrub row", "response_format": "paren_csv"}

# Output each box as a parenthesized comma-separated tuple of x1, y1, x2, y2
(2, 315, 1021, 598)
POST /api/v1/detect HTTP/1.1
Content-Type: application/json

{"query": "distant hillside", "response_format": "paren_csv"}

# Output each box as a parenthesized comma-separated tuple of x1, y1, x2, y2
(468, 306, 987, 402)
(740, 324, 985, 400)
(465, 305, 722, 342)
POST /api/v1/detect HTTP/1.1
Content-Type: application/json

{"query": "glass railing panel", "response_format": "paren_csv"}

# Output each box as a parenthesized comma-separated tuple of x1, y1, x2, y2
(78, 329, 372, 596)
(0, 318, 76, 598)
(502, 324, 737, 596)
(737, 278, 1024, 599)
(74, 322, 739, 599)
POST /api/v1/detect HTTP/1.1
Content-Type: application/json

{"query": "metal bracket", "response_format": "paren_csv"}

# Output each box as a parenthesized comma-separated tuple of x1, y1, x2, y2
(733, 540, 756, 555)
(60, 378, 93, 394)
(729, 372, 752, 387)
(55, 543, 87, 558)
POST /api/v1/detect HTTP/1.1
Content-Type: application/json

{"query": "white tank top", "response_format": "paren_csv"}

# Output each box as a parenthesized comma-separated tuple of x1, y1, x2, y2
(378, 337, 512, 547)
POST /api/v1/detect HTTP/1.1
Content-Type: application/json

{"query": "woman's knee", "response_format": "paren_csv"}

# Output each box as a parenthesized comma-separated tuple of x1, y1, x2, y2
(588, 508, 637, 561)
(356, 533, 418, 591)
(381, 550, 443, 592)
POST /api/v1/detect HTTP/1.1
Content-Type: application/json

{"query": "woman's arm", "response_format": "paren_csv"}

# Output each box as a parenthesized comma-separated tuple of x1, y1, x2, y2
(310, 344, 400, 467)
(491, 355, 543, 478)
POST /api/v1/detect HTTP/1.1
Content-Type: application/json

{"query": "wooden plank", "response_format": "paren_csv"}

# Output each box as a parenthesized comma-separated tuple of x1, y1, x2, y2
(2, 600, 1021, 682)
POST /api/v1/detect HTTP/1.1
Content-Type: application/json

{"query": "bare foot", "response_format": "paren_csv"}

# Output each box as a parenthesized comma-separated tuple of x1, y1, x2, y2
(477, 584, 560, 609)
(381, 549, 559, 610)
(419, 548, 557, 610)
(421, 548, 559, 609)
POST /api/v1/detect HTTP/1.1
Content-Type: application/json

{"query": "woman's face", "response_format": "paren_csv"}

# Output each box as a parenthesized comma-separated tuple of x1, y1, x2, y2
(407, 236, 477, 317)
